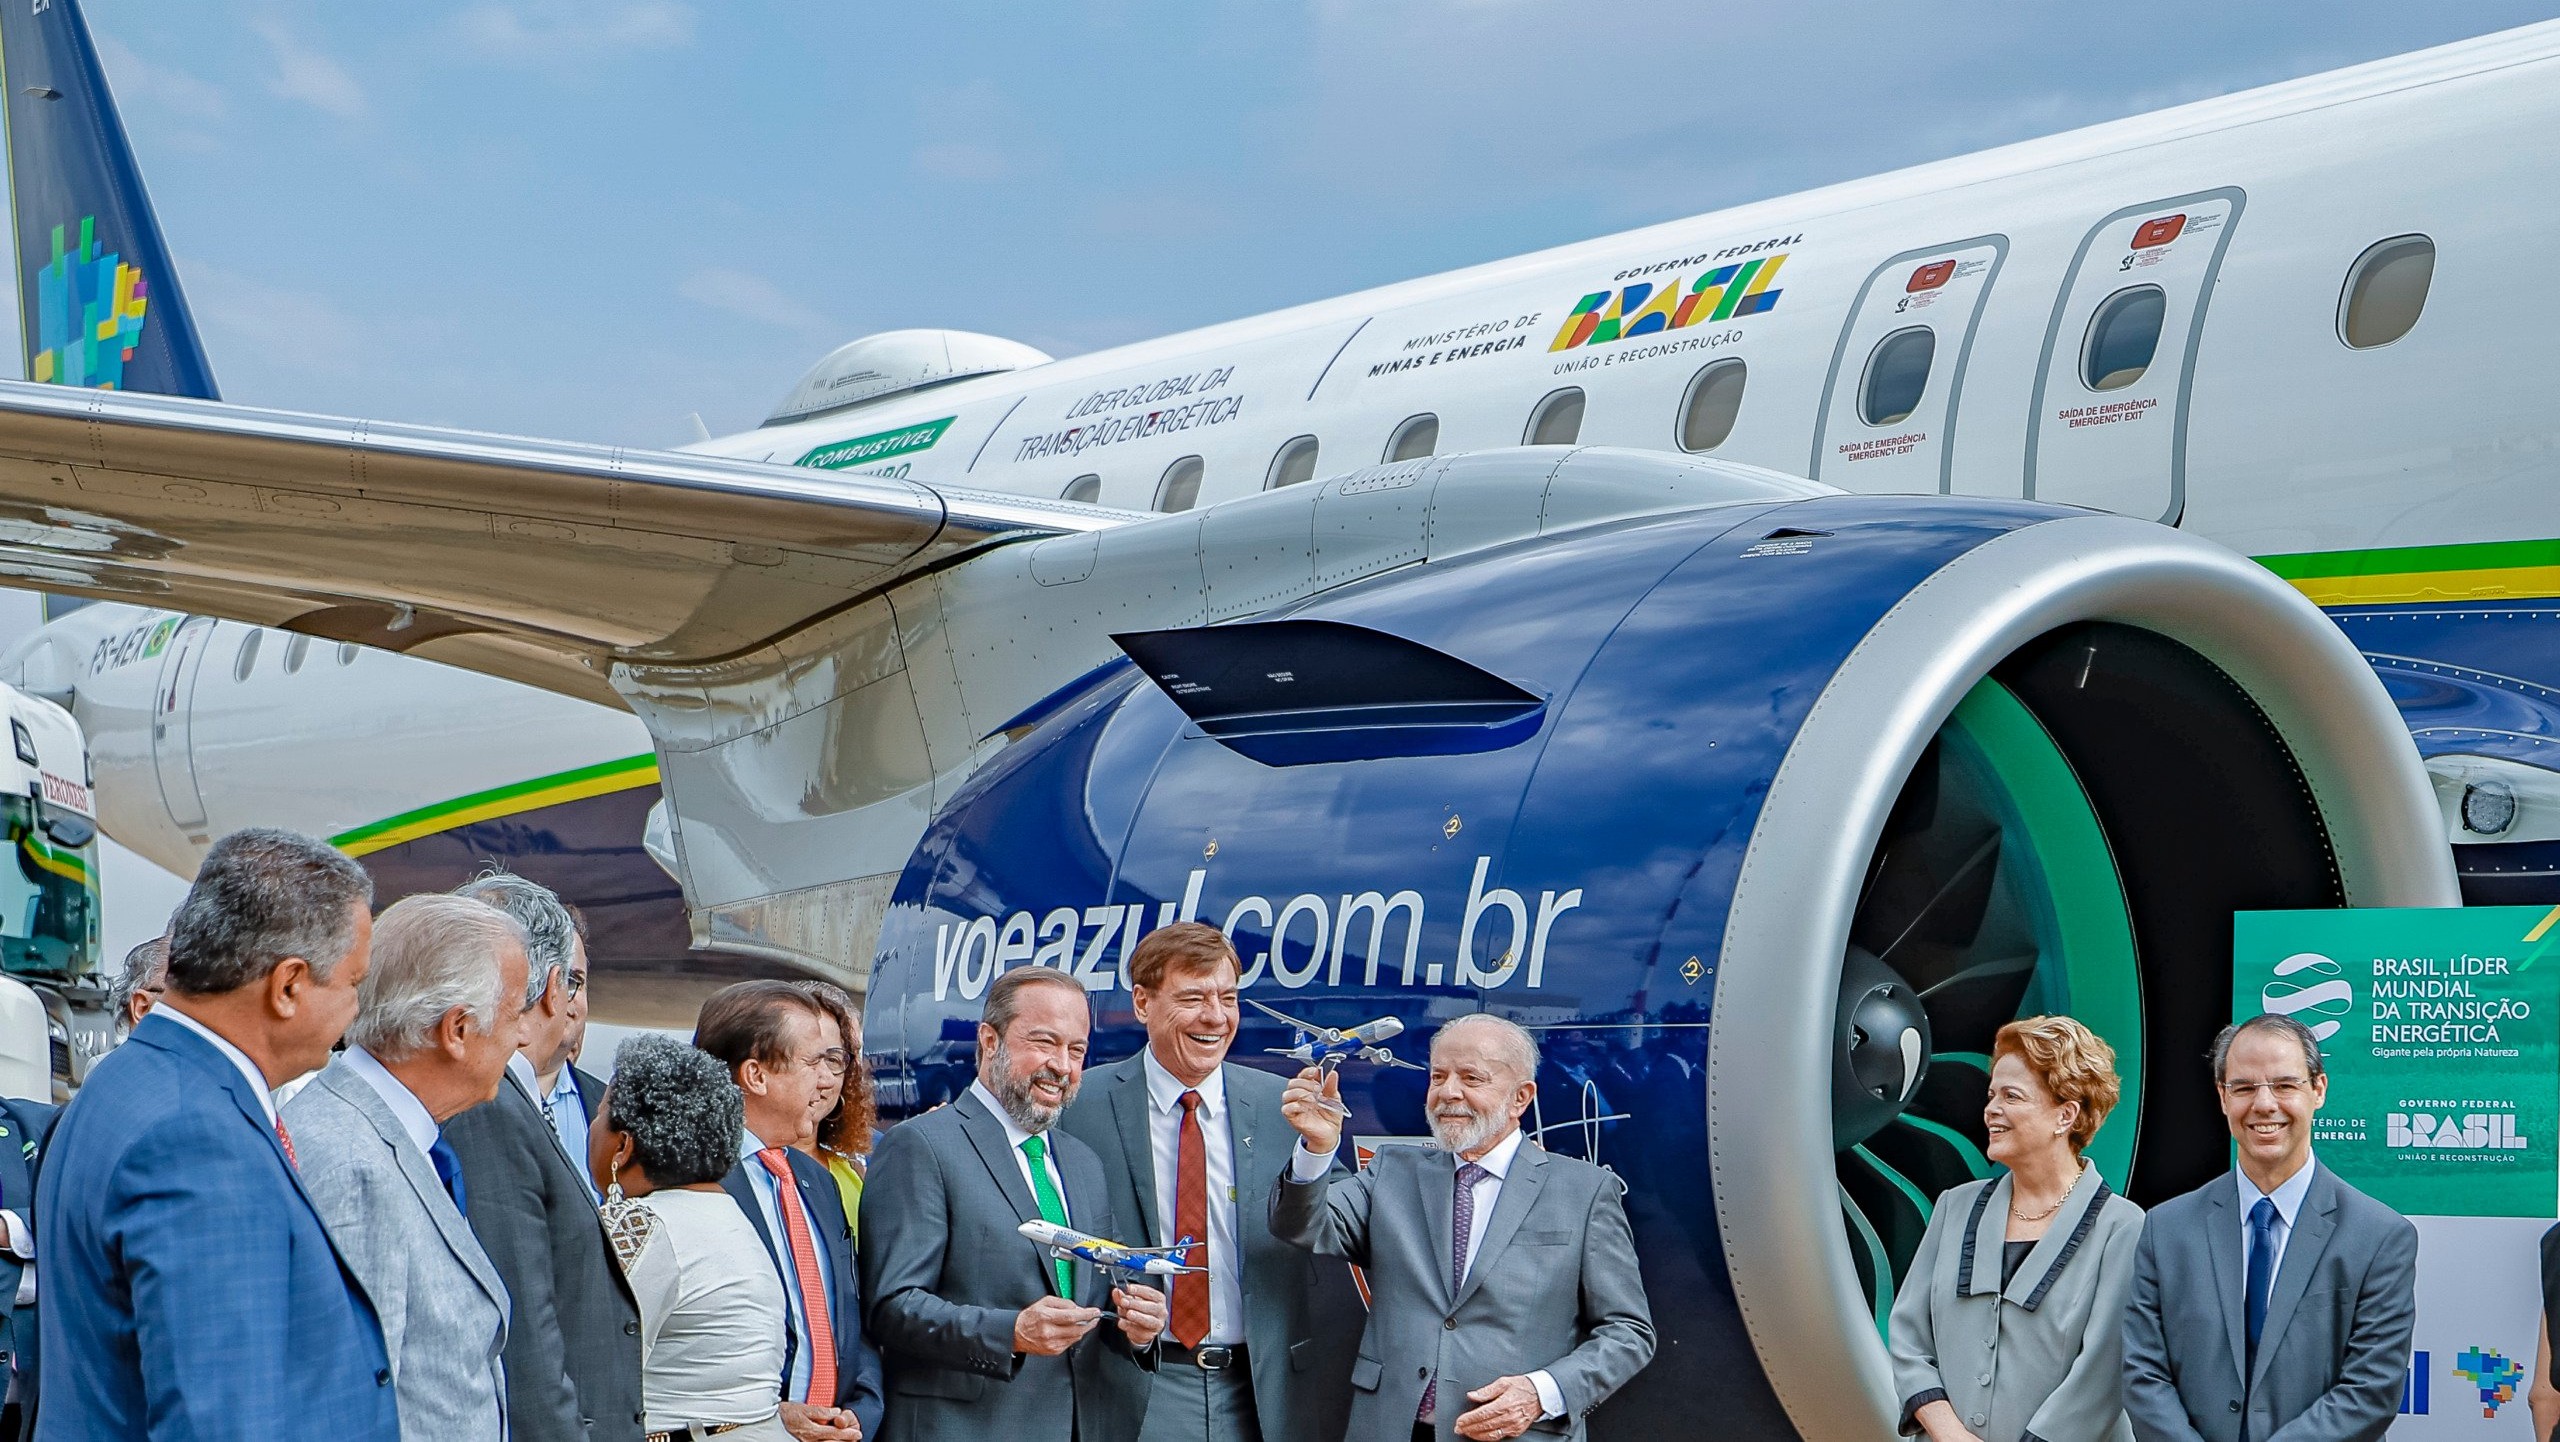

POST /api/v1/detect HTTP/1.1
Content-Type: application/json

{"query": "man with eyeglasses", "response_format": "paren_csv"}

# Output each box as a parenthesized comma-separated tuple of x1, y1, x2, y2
(696, 981, 886, 1442)
(529, 927, 601, 1204)
(2122, 1013, 2417, 1442)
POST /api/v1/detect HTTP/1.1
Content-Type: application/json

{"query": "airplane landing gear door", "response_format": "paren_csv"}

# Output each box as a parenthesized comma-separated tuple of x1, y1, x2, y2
(1809, 236, 2006, 493)
(152, 616, 214, 841)
(2025, 188, 2245, 525)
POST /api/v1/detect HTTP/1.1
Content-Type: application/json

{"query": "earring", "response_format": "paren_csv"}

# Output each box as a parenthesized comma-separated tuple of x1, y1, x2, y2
(606, 1158, 626, 1207)
(599, 1156, 655, 1272)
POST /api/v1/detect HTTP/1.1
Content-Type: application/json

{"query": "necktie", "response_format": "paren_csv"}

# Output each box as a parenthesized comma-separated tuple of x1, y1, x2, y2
(2244, 1196, 2277, 1370)
(429, 1137, 468, 1216)
(274, 1115, 299, 1170)
(756, 1148, 839, 1407)
(1020, 1134, 1074, 1299)
(1171, 1090, 1210, 1348)
(1420, 1162, 1492, 1425)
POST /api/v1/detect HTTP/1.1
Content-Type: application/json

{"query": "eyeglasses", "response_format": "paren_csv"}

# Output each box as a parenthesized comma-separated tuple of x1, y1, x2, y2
(795, 1048, 851, 1076)
(561, 970, 589, 998)
(2219, 1077, 2311, 1102)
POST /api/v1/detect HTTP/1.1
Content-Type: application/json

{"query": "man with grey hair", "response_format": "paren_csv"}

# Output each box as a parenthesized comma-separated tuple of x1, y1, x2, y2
(37, 827, 398, 1442)
(285, 894, 531, 1442)
(441, 872, 644, 1442)
(106, 936, 167, 1038)
(1275, 1013, 1655, 1442)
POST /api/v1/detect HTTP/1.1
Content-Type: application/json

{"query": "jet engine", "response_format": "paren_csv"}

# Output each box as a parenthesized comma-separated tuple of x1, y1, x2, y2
(864, 453, 2453, 1440)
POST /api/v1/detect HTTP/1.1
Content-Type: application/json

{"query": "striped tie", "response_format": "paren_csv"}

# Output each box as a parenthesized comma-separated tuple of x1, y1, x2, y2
(757, 1148, 839, 1406)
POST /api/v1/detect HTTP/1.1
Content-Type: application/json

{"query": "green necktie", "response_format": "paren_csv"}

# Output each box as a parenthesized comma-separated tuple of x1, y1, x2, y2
(1020, 1134, 1074, 1299)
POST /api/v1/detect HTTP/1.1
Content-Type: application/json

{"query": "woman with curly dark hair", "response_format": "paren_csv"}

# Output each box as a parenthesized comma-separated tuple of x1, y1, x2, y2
(793, 981, 877, 1240)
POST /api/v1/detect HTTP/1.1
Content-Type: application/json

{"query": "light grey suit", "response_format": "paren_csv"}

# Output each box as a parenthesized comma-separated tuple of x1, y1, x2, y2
(1889, 1166, 2143, 1442)
(2121, 1162, 2418, 1442)
(284, 1059, 511, 1442)
(1269, 1136, 1654, 1442)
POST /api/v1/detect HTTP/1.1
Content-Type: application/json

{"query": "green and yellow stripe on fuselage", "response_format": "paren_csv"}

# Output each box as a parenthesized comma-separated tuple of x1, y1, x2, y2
(331, 754, 660, 858)
(2257, 537, 2560, 607)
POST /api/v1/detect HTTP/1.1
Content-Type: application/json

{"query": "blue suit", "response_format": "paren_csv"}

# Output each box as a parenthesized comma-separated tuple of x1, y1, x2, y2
(34, 1012, 398, 1442)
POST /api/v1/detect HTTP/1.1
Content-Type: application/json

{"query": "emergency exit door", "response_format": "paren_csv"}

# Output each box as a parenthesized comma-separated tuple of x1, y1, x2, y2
(152, 615, 214, 839)
(1810, 236, 2007, 492)
(2024, 188, 2245, 524)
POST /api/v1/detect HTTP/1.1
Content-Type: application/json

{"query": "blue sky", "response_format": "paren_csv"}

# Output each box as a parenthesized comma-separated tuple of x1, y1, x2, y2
(50, 0, 2560, 448)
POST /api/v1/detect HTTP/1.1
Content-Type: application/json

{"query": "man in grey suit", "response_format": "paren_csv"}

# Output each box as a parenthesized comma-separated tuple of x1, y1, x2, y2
(2122, 1014, 2419, 1442)
(1274, 1014, 1654, 1442)
(1059, 923, 1362, 1442)
(860, 965, 1166, 1442)
(442, 872, 645, 1442)
(286, 893, 532, 1442)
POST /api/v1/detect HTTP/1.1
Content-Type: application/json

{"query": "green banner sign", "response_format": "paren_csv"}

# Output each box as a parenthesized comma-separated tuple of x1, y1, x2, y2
(797, 416, 955, 471)
(2233, 905, 2560, 1217)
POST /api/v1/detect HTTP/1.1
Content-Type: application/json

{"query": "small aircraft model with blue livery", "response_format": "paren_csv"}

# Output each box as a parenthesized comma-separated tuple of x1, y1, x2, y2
(1246, 998, 1425, 1117)
(1017, 1219, 1206, 1287)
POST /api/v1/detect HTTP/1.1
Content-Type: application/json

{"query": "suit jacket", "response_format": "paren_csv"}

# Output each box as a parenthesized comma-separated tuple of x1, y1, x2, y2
(571, 1066, 605, 1125)
(443, 1062, 644, 1442)
(2121, 1163, 2418, 1442)
(32, 1011, 398, 1442)
(284, 1059, 512, 1442)
(719, 1142, 886, 1438)
(1270, 1136, 1655, 1442)
(0, 1095, 57, 1442)
(859, 1087, 1154, 1442)
(1057, 1054, 1363, 1442)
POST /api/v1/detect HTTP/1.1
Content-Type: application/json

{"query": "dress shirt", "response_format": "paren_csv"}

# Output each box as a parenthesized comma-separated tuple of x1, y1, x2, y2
(154, 1000, 278, 1124)
(2239, 1152, 2318, 1292)
(338, 1046, 442, 1157)
(1291, 1125, 1562, 1418)
(542, 1066, 599, 1203)
(1140, 1050, 1243, 1344)
(737, 1128, 837, 1401)
(968, 1079, 1074, 1223)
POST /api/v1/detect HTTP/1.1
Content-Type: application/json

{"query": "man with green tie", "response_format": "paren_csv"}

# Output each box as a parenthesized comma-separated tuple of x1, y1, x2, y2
(861, 966, 1165, 1442)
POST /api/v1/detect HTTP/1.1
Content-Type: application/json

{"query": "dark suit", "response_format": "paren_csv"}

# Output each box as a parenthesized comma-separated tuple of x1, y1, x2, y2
(442, 1062, 643, 1442)
(0, 1096, 58, 1442)
(34, 1012, 398, 1442)
(2122, 1163, 2418, 1442)
(570, 1066, 604, 1126)
(1058, 1055, 1362, 1442)
(720, 1143, 886, 1438)
(860, 1087, 1154, 1442)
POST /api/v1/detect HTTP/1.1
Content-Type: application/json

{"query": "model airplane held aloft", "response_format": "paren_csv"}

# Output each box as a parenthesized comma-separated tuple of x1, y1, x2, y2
(1247, 997, 1425, 1118)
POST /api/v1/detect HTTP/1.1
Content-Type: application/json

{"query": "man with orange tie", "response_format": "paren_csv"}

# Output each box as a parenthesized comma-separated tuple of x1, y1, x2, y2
(695, 982, 886, 1442)
(1061, 924, 1363, 1442)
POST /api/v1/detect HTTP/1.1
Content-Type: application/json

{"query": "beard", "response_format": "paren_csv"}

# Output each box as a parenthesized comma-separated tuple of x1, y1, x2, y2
(987, 1041, 1080, 1133)
(1430, 1100, 1509, 1156)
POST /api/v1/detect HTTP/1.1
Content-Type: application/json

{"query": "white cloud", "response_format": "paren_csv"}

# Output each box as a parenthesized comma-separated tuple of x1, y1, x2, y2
(678, 267, 829, 336)
(253, 21, 367, 120)
(456, 2, 696, 63)
(181, 257, 365, 372)
(92, 36, 228, 123)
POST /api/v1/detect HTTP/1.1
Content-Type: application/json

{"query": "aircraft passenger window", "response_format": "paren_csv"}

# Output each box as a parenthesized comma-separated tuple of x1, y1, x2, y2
(337, 643, 360, 667)
(1859, 327, 1934, 427)
(232, 630, 260, 682)
(1062, 474, 1102, 504)
(1523, 388, 1584, 446)
(283, 635, 310, 674)
(1385, 413, 1438, 462)
(1678, 360, 1747, 452)
(1155, 456, 1204, 513)
(2339, 234, 2435, 349)
(2080, 285, 2166, 391)
(1266, 435, 1320, 489)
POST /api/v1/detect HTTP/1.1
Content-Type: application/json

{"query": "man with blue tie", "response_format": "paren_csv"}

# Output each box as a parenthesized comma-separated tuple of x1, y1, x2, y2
(695, 981, 887, 1441)
(35, 828, 398, 1442)
(2122, 1014, 2419, 1442)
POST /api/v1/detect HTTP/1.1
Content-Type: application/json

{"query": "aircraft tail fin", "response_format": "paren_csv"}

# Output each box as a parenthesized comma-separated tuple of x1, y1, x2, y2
(0, 0, 216, 397)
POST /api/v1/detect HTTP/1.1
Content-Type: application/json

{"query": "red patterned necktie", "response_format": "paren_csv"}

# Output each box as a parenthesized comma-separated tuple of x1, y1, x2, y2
(274, 1115, 299, 1170)
(1171, 1091, 1210, 1348)
(756, 1148, 839, 1406)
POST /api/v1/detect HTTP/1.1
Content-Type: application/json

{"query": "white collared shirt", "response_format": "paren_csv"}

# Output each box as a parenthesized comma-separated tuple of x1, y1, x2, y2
(339, 1046, 441, 1157)
(1141, 1050, 1243, 1345)
(737, 1128, 836, 1401)
(969, 1079, 1073, 1222)
(2239, 1152, 2318, 1289)
(153, 1000, 278, 1125)
(1290, 1124, 1562, 1418)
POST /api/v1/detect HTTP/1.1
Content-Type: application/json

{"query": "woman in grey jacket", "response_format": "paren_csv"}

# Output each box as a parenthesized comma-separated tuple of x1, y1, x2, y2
(1889, 1016, 2144, 1442)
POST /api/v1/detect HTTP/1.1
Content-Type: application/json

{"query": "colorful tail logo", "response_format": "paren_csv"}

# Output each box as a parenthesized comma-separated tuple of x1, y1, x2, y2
(1549, 255, 1787, 352)
(32, 216, 147, 389)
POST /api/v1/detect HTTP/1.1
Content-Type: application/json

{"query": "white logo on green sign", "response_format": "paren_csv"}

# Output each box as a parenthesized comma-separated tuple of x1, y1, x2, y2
(798, 417, 956, 471)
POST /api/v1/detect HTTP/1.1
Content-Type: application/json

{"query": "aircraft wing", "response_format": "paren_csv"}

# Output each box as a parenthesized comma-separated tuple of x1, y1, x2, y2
(0, 382, 1129, 706)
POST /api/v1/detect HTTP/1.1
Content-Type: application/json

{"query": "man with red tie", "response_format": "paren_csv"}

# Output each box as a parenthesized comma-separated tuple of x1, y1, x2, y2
(1060, 924, 1364, 1442)
(694, 982, 886, 1442)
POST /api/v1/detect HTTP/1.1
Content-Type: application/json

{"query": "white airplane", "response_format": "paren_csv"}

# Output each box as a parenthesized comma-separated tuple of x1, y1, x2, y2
(0, 9, 2546, 1434)
(1016, 1220, 1205, 1283)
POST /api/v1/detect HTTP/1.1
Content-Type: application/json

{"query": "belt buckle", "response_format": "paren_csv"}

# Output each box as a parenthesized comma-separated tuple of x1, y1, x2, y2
(1194, 1344, 1234, 1370)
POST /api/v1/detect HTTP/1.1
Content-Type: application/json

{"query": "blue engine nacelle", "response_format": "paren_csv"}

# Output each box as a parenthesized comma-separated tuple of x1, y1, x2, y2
(866, 450, 2452, 1439)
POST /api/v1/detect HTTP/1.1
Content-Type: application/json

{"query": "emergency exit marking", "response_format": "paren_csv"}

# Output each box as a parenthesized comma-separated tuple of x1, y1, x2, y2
(1444, 816, 1463, 838)
(1204, 839, 1218, 858)
(1681, 957, 1705, 984)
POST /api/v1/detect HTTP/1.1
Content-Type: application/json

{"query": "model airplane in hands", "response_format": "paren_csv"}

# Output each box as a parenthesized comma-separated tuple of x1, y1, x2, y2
(1018, 1220, 1205, 1292)
(1247, 998, 1425, 1117)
